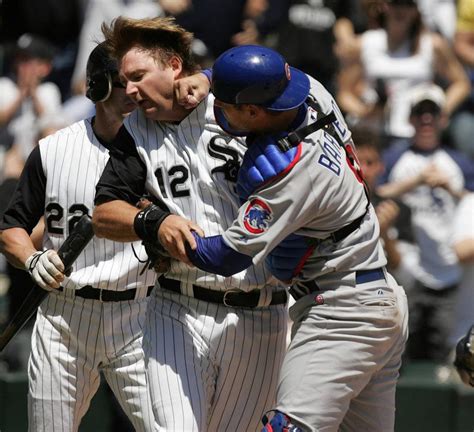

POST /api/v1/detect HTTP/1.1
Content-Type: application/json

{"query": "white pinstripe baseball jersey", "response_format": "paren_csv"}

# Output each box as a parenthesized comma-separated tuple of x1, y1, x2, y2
(40, 118, 156, 292)
(97, 94, 289, 431)
(123, 96, 281, 298)
(1, 117, 157, 431)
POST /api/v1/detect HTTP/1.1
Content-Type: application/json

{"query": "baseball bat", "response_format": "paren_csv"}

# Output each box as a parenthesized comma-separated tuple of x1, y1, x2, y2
(0, 214, 94, 352)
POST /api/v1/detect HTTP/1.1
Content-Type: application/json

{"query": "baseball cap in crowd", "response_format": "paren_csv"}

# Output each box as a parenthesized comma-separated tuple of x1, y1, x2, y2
(16, 33, 56, 61)
(409, 83, 446, 115)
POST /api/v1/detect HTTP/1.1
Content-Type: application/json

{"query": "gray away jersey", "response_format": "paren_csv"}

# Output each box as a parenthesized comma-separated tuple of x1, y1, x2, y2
(222, 77, 387, 284)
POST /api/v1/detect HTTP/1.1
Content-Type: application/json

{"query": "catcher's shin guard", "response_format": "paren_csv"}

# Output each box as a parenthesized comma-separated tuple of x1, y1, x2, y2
(261, 411, 303, 432)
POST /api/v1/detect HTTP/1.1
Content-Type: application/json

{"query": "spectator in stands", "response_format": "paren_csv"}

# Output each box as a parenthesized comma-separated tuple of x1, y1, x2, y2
(171, 0, 288, 63)
(337, 0, 470, 149)
(378, 83, 474, 362)
(273, 0, 365, 94)
(359, 0, 385, 30)
(0, 34, 62, 170)
(0, 0, 84, 101)
(448, 0, 474, 160)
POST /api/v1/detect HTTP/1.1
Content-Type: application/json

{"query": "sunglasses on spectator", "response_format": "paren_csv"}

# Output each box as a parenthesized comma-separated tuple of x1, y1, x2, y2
(411, 101, 442, 117)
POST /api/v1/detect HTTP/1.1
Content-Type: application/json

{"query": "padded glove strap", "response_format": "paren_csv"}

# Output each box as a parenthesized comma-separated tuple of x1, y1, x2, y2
(237, 134, 302, 201)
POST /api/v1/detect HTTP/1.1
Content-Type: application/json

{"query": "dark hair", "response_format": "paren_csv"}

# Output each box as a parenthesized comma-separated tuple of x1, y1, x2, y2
(351, 124, 382, 154)
(381, 1, 423, 54)
(101, 16, 198, 74)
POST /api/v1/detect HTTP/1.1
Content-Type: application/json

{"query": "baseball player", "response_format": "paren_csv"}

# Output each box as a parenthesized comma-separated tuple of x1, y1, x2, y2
(165, 45, 409, 432)
(92, 17, 289, 431)
(0, 43, 158, 431)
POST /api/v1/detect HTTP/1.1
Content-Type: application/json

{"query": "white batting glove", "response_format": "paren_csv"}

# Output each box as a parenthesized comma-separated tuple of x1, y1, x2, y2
(25, 250, 65, 291)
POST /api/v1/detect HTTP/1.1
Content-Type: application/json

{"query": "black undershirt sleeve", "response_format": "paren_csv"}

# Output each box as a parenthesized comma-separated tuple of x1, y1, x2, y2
(0, 146, 46, 233)
(94, 125, 148, 206)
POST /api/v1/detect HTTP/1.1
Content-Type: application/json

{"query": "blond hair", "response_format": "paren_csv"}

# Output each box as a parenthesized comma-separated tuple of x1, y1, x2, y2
(101, 16, 197, 73)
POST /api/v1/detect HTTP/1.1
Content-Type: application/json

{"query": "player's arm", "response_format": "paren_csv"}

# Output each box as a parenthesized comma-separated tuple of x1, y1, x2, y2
(93, 126, 153, 241)
(0, 147, 65, 290)
(0, 209, 45, 269)
(185, 233, 253, 276)
(0, 228, 38, 269)
(92, 126, 203, 262)
(185, 135, 308, 277)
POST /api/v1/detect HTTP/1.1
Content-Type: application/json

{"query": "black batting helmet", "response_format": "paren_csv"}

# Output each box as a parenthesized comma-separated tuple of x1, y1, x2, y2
(86, 42, 119, 103)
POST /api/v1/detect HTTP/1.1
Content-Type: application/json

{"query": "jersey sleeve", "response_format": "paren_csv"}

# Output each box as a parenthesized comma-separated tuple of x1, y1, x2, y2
(223, 171, 315, 264)
(186, 233, 253, 277)
(0, 146, 46, 233)
(94, 126, 148, 206)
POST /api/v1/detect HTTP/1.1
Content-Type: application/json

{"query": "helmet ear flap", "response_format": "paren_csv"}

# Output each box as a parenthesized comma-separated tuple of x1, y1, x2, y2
(86, 71, 112, 103)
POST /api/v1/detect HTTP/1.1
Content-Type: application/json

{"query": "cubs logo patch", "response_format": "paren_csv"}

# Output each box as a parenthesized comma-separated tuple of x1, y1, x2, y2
(243, 199, 273, 234)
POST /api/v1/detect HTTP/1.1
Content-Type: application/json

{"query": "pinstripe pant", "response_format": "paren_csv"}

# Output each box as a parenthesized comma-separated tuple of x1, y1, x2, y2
(144, 288, 289, 431)
(27, 291, 156, 432)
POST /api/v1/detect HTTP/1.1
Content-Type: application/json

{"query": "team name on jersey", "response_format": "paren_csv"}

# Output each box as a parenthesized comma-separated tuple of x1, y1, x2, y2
(318, 131, 343, 176)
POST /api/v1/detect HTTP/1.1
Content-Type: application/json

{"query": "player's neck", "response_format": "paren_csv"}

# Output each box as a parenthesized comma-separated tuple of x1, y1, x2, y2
(93, 110, 123, 143)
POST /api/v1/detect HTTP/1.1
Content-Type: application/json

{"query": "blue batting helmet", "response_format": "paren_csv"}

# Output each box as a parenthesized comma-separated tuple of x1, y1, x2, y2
(211, 45, 310, 111)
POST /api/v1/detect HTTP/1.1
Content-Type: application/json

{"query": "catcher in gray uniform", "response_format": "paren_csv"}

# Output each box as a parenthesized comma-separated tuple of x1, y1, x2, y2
(166, 45, 410, 432)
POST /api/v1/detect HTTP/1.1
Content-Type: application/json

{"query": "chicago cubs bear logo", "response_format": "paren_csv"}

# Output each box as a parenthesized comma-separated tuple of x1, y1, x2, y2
(243, 199, 273, 234)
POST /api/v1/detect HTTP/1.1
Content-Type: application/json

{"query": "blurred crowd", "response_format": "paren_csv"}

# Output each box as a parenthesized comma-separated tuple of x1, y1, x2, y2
(0, 0, 473, 425)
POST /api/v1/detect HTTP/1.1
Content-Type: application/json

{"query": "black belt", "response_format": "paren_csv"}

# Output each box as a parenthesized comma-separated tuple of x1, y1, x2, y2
(158, 276, 287, 308)
(290, 268, 386, 300)
(60, 285, 154, 302)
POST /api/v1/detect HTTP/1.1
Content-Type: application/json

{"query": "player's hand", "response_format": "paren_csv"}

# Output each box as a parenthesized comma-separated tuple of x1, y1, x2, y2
(25, 249, 65, 291)
(175, 73, 210, 109)
(158, 215, 204, 265)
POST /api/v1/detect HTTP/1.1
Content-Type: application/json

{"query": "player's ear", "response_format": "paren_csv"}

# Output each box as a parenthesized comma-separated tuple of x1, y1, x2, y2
(246, 104, 260, 119)
(170, 55, 183, 78)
